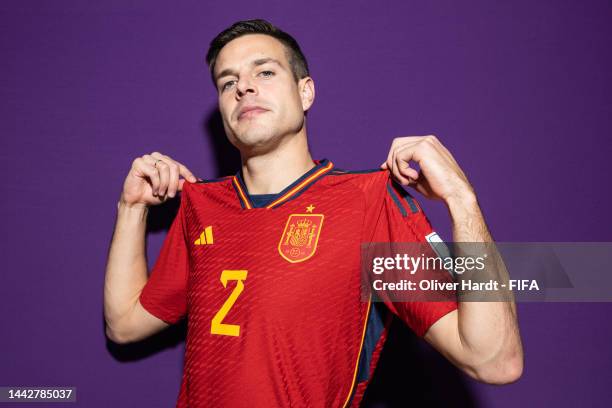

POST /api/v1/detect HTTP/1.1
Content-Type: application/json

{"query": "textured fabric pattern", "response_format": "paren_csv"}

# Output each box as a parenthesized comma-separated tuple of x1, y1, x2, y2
(139, 163, 457, 407)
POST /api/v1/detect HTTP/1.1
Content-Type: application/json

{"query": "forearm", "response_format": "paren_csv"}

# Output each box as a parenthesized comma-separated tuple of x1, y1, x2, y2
(104, 202, 149, 337)
(447, 195, 523, 382)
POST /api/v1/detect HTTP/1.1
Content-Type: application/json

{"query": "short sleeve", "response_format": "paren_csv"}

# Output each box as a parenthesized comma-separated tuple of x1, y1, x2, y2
(139, 200, 189, 324)
(365, 175, 458, 337)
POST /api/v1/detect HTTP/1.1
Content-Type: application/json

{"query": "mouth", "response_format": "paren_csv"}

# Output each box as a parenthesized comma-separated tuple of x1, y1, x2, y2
(238, 107, 269, 121)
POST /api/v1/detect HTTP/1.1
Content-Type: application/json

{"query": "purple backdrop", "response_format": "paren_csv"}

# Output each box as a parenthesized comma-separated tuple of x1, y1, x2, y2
(1, 0, 611, 406)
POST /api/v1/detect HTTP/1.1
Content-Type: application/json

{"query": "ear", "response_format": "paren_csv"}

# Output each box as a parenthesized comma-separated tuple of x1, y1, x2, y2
(299, 77, 315, 112)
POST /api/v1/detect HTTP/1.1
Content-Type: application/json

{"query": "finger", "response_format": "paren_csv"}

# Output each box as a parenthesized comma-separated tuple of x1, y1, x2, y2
(152, 152, 198, 184)
(395, 145, 420, 180)
(177, 163, 197, 183)
(384, 138, 398, 170)
(133, 157, 161, 194)
(167, 161, 180, 198)
(154, 155, 180, 198)
(141, 155, 163, 195)
(390, 147, 409, 185)
(156, 160, 170, 197)
(392, 154, 412, 185)
(390, 145, 397, 179)
(399, 164, 419, 180)
(153, 154, 187, 198)
(150, 154, 170, 197)
(151, 153, 184, 195)
(391, 142, 419, 182)
(383, 137, 425, 172)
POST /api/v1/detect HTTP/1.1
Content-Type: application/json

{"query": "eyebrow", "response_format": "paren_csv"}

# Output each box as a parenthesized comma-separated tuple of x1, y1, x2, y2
(215, 57, 284, 84)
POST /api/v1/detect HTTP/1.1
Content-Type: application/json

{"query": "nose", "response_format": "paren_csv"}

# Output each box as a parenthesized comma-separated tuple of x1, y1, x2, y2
(236, 76, 257, 98)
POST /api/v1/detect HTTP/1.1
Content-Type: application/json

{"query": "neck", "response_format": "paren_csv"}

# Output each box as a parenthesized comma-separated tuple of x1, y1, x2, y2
(240, 131, 314, 194)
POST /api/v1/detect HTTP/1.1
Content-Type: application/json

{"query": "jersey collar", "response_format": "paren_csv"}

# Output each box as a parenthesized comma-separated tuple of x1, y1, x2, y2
(231, 159, 334, 209)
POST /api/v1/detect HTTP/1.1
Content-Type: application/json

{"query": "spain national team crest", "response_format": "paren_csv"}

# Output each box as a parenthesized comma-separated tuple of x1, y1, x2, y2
(278, 208, 324, 263)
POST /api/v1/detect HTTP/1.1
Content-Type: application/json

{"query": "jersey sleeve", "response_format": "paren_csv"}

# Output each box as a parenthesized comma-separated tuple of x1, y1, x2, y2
(364, 173, 458, 337)
(139, 198, 189, 324)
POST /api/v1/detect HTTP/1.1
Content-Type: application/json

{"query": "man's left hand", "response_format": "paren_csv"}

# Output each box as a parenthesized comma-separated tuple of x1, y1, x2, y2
(381, 135, 475, 204)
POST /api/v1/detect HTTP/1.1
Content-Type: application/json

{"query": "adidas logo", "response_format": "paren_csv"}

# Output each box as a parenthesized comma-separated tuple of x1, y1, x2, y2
(194, 226, 214, 245)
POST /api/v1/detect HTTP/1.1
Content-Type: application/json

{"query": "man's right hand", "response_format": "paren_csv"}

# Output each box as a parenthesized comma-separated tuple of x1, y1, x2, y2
(120, 152, 198, 208)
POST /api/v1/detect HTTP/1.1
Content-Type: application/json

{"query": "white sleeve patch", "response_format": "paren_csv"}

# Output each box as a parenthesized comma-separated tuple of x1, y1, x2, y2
(425, 232, 455, 277)
(425, 232, 449, 257)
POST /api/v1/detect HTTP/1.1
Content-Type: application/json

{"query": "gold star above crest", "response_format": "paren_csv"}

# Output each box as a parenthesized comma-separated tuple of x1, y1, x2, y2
(306, 204, 315, 213)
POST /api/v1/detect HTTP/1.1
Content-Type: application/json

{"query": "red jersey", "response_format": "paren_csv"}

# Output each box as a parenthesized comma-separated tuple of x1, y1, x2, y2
(140, 159, 457, 407)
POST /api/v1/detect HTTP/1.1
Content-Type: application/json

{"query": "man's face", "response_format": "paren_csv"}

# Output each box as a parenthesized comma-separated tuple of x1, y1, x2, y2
(213, 34, 314, 155)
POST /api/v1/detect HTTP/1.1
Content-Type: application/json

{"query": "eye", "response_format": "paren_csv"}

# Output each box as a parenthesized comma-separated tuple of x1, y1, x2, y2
(221, 80, 236, 92)
(259, 70, 275, 78)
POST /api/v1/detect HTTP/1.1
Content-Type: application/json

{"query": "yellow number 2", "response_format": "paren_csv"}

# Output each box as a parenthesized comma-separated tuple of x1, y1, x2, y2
(210, 270, 248, 337)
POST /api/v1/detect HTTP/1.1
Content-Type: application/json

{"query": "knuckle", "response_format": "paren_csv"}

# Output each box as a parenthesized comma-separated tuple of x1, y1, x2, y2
(421, 138, 435, 148)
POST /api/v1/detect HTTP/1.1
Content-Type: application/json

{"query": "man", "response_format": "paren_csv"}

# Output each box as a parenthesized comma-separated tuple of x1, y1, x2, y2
(104, 19, 522, 407)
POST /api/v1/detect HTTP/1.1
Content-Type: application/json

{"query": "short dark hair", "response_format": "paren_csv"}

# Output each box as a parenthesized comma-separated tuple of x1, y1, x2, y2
(205, 19, 310, 86)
